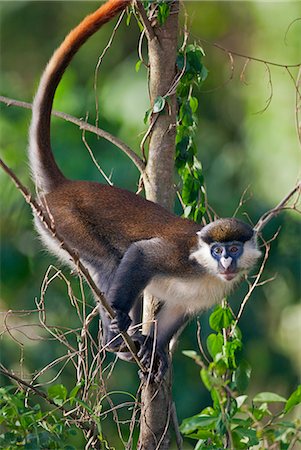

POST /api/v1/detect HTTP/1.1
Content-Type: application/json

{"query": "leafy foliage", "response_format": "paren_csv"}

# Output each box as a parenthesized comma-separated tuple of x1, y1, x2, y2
(180, 305, 301, 449)
(175, 44, 208, 222)
(0, 386, 80, 449)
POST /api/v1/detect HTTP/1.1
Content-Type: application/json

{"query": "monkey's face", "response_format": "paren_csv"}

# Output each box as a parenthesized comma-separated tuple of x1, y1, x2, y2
(210, 241, 244, 281)
(210, 239, 261, 281)
(191, 237, 261, 283)
(190, 219, 262, 283)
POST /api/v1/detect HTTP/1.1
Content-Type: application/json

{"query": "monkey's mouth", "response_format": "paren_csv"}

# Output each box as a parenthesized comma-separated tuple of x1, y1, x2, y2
(220, 271, 238, 281)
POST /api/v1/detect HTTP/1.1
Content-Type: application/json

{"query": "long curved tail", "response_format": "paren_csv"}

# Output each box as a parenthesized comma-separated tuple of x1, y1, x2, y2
(29, 0, 130, 193)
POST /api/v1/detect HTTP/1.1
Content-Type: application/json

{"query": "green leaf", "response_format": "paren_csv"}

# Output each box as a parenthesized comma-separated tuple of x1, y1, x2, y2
(193, 206, 205, 223)
(180, 414, 217, 434)
(126, 11, 132, 26)
(157, 2, 170, 26)
(183, 205, 192, 218)
(213, 358, 228, 376)
(224, 337, 242, 369)
(135, 60, 142, 72)
(236, 395, 248, 408)
(206, 333, 223, 359)
(284, 385, 301, 413)
(253, 392, 287, 403)
(182, 350, 197, 359)
(233, 427, 259, 447)
(69, 384, 82, 405)
(48, 384, 67, 406)
(153, 95, 166, 113)
(189, 96, 198, 113)
(143, 108, 152, 124)
(234, 360, 252, 393)
(179, 101, 193, 126)
(200, 368, 212, 391)
(209, 305, 233, 332)
(176, 53, 185, 71)
(200, 65, 208, 82)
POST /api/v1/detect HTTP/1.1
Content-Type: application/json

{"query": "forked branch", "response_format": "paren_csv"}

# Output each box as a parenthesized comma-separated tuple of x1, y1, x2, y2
(0, 95, 147, 179)
(0, 157, 144, 372)
(254, 181, 301, 233)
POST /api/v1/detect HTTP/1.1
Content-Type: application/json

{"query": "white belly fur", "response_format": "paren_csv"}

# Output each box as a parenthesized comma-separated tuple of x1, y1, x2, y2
(146, 274, 236, 315)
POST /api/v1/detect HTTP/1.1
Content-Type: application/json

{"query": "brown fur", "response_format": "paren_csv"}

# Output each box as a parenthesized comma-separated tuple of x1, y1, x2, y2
(199, 218, 254, 244)
(44, 180, 200, 274)
(30, 0, 131, 192)
(29, 0, 259, 381)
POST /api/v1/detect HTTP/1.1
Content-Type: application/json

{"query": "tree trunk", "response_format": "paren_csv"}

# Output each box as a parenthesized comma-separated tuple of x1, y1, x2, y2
(139, 2, 179, 449)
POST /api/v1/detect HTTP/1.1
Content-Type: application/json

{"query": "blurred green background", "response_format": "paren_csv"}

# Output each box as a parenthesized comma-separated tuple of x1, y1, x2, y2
(0, 1, 300, 448)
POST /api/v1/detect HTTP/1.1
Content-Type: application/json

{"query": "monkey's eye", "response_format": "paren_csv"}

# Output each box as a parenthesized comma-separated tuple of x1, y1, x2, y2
(229, 246, 239, 254)
(213, 246, 223, 255)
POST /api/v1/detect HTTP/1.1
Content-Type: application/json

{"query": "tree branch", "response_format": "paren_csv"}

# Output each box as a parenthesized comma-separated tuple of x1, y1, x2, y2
(135, 1, 156, 41)
(0, 157, 144, 372)
(254, 181, 301, 233)
(0, 95, 147, 178)
(196, 38, 301, 69)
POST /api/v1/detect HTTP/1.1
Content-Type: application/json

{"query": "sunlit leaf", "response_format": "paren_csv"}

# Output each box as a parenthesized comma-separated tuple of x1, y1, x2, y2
(48, 384, 67, 406)
(207, 333, 223, 358)
(253, 392, 287, 403)
(284, 385, 301, 413)
(153, 96, 166, 113)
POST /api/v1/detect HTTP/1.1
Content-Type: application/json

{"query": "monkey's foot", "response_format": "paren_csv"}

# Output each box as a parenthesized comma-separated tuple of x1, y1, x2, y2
(105, 331, 144, 354)
(110, 310, 131, 333)
(138, 339, 169, 384)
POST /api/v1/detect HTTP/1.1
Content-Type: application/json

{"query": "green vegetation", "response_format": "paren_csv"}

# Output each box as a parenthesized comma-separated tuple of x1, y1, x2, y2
(180, 305, 301, 448)
(1, 1, 300, 448)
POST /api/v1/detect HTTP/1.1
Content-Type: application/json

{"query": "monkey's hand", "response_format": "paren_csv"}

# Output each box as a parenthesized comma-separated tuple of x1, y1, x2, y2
(110, 310, 131, 333)
(138, 338, 169, 383)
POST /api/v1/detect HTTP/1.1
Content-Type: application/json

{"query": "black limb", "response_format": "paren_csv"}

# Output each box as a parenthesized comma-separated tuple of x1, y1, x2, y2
(107, 242, 156, 332)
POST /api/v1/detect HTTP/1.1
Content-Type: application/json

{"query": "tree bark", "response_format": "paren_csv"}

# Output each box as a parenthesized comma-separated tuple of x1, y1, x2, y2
(139, 2, 179, 449)
(143, 3, 179, 210)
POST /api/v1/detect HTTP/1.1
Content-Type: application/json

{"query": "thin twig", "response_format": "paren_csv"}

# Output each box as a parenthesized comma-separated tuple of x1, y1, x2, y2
(254, 181, 301, 233)
(0, 364, 96, 435)
(0, 95, 146, 177)
(0, 157, 144, 372)
(82, 118, 113, 186)
(254, 63, 273, 114)
(171, 401, 183, 449)
(198, 38, 301, 69)
(94, 10, 126, 130)
(230, 238, 272, 335)
(135, 0, 156, 41)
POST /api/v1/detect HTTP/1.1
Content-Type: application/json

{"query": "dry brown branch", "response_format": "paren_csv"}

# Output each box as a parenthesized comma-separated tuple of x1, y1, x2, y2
(0, 156, 145, 372)
(254, 181, 301, 233)
(284, 17, 301, 46)
(232, 185, 252, 217)
(193, 35, 301, 100)
(240, 58, 250, 85)
(5, 252, 138, 446)
(81, 120, 113, 186)
(94, 10, 126, 130)
(0, 95, 146, 177)
(255, 63, 273, 114)
(198, 38, 301, 69)
(296, 66, 301, 146)
(230, 238, 272, 335)
(135, 0, 156, 41)
(138, 29, 149, 69)
(196, 319, 210, 366)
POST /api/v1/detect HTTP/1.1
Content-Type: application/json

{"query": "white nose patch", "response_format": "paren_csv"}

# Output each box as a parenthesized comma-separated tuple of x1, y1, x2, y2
(221, 256, 232, 269)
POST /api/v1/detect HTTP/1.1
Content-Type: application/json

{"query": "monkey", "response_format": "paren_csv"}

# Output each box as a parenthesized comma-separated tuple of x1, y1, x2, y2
(28, 0, 261, 382)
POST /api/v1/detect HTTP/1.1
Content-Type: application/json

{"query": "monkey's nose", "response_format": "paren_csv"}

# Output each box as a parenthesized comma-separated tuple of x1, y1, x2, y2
(220, 256, 232, 269)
